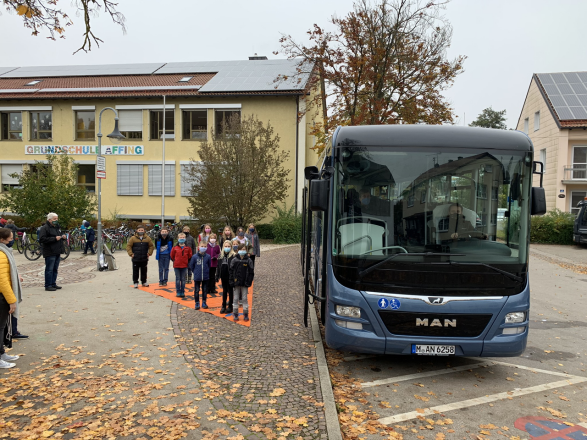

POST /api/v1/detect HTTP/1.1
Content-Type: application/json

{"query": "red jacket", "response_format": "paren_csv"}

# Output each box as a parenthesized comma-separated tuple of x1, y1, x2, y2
(170, 245, 193, 268)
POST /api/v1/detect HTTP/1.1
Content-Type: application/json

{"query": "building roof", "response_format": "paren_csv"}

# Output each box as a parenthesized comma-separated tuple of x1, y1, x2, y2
(0, 59, 312, 99)
(533, 71, 587, 128)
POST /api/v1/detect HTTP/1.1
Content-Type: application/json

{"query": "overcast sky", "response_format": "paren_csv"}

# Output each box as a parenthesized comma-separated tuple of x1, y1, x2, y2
(0, 0, 586, 129)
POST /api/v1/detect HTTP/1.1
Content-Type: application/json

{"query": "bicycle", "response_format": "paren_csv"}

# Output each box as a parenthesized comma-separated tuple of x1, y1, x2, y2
(16, 229, 31, 254)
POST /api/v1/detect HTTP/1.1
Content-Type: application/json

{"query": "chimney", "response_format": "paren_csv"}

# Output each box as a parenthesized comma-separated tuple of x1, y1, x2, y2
(249, 53, 268, 60)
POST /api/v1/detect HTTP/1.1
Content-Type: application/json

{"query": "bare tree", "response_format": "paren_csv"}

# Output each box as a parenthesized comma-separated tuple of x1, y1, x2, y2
(185, 115, 291, 230)
(2, 0, 126, 53)
(278, 0, 466, 153)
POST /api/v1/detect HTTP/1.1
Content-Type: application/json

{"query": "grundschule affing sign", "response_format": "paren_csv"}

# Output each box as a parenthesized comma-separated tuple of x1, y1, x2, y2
(25, 145, 144, 155)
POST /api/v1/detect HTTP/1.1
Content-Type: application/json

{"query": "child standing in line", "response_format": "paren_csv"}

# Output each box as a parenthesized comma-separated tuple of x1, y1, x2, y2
(155, 228, 174, 286)
(221, 226, 234, 244)
(206, 233, 221, 294)
(216, 240, 235, 314)
(190, 241, 211, 310)
(198, 224, 212, 245)
(182, 226, 196, 284)
(245, 224, 260, 266)
(236, 227, 249, 247)
(170, 233, 192, 297)
(229, 242, 254, 322)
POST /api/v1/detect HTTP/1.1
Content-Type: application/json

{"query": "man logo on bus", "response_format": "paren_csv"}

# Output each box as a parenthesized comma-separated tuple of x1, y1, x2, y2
(390, 299, 401, 310)
(378, 298, 389, 309)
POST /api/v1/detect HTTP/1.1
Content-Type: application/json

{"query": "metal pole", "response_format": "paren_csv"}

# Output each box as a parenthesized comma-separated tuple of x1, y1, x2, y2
(161, 95, 166, 226)
(96, 107, 119, 271)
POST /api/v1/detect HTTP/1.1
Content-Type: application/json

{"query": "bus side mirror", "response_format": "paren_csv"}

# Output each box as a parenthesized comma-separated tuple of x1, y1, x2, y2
(310, 179, 329, 211)
(531, 187, 546, 215)
(305, 166, 319, 180)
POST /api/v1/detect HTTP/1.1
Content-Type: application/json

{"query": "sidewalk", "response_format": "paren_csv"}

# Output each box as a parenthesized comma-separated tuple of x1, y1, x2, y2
(1, 246, 333, 440)
(0, 251, 244, 439)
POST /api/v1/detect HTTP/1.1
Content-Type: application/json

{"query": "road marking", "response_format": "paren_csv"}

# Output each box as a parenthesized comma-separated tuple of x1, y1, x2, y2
(361, 362, 492, 388)
(378, 377, 587, 425)
(579, 422, 588, 428)
(480, 359, 583, 379)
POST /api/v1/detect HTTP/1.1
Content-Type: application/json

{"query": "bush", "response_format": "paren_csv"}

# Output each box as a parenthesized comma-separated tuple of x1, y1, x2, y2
(271, 204, 302, 244)
(256, 223, 274, 240)
(530, 209, 576, 245)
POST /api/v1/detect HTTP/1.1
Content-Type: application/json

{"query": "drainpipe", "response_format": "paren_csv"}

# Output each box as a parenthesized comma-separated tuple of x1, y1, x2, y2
(295, 96, 299, 213)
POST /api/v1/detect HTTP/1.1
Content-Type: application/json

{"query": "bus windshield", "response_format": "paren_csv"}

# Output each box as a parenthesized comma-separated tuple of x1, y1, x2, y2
(331, 146, 533, 296)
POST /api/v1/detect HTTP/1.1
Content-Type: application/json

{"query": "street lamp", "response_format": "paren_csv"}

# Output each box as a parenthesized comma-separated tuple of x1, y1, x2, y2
(96, 107, 125, 270)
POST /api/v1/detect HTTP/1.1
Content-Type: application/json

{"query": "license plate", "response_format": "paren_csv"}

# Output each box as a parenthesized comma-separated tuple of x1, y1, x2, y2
(412, 344, 455, 355)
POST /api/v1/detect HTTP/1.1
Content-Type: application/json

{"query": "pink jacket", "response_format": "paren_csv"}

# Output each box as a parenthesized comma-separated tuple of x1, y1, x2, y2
(206, 242, 221, 268)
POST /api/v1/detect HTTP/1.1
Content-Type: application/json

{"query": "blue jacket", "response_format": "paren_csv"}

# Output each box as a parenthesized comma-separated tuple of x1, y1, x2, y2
(155, 234, 174, 260)
(189, 252, 211, 281)
(85, 226, 96, 242)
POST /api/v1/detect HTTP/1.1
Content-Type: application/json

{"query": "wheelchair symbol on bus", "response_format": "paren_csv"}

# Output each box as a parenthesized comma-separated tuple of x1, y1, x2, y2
(389, 299, 401, 310)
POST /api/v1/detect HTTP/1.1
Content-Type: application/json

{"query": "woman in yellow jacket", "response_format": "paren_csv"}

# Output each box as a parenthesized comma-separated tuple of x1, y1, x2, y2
(0, 228, 20, 369)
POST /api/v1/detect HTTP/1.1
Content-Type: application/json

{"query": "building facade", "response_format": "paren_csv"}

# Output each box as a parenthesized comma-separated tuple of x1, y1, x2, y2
(0, 59, 320, 223)
(516, 71, 586, 215)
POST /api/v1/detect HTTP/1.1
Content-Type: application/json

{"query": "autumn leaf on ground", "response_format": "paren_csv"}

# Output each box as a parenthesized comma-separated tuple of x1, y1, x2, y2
(546, 407, 566, 418)
(416, 408, 426, 414)
(269, 388, 285, 397)
(559, 396, 570, 401)
(379, 401, 392, 408)
(506, 377, 515, 381)
(480, 424, 498, 430)
(413, 382, 425, 387)
(415, 395, 430, 402)
(435, 433, 446, 440)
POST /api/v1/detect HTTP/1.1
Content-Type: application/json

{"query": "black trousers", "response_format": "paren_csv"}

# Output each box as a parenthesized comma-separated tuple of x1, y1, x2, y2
(250, 255, 256, 266)
(193, 280, 208, 303)
(208, 267, 217, 292)
(132, 261, 148, 284)
(220, 276, 233, 309)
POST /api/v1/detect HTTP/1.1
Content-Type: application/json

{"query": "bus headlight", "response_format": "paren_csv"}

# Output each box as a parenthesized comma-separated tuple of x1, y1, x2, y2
(336, 305, 361, 319)
(505, 312, 526, 323)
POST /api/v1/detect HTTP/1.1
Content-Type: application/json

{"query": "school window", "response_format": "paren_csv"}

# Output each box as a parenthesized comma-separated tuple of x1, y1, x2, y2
(148, 164, 175, 196)
(215, 110, 241, 137)
(523, 117, 529, 134)
(77, 164, 96, 193)
(491, 186, 499, 200)
(150, 110, 174, 140)
(1, 164, 23, 192)
(30, 111, 52, 140)
(75, 110, 95, 140)
(182, 110, 207, 140)
(180, 163, 200, 196)
(118, 110, 142, 140)
(534, 111, 540, 131)
(117, 164, 143, 196)
(0, 112, 23, 140)
(476, 183, 487, 199)
(540, 148, 546, 174)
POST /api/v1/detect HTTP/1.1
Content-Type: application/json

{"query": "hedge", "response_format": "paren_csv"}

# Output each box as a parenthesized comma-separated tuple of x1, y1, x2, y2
(530, 209, 576, 245)
(256, 223, 274, 240)
(271, 204, 302, 244)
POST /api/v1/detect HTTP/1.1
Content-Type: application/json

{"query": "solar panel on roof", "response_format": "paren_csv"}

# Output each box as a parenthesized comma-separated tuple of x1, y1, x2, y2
(537, 71, 587, 121)
(571, 107, 587, 119)
(0, 67, 18, 76)
(2, 63, 166, 78)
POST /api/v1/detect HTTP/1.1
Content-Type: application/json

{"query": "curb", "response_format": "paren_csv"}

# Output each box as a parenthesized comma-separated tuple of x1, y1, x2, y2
(530, 247, 587, 271)
(309, 302, 342, 440)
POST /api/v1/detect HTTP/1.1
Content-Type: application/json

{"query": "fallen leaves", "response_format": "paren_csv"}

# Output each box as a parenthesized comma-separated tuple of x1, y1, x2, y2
(269, 388, 286, 397)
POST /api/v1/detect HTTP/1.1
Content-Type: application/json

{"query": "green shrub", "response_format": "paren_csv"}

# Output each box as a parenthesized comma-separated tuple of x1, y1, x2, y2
(271, 204, 302, 244)
(530, 209, 576, 245)
(256, 223, 274, 240)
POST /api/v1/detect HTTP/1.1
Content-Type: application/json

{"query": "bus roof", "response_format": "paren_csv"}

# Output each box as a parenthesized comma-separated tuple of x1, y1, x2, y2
(333, 125, 533, 151)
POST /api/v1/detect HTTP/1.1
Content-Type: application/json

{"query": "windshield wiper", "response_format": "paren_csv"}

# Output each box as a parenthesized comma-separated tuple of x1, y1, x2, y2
(358, 253, 464, 279)
(428, 261, 524, 283)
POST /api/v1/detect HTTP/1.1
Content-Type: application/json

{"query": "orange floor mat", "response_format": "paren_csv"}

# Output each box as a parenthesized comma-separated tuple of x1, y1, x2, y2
(136, 279, 253, 327)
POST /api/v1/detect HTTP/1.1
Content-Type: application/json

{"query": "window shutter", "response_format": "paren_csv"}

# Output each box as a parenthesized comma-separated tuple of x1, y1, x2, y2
(1, 164, 22, 185)
(149, 164, 175, 196)
(118, 110, 142, 132)
(118, 164, 143, 195)
(181, 163, 201, 196)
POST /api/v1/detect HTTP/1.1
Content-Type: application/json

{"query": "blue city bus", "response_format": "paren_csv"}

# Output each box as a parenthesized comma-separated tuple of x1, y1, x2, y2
(301, 125, 546, 357)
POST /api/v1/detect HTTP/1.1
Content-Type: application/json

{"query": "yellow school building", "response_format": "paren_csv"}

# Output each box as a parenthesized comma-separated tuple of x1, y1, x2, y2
(0, 57, 321, 223)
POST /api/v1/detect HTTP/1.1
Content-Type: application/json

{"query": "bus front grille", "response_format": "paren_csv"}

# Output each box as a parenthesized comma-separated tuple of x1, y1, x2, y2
(378, 311, 493, 337)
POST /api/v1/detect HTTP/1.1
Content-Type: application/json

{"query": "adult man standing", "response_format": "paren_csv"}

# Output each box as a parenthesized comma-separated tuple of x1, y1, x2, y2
(126, 225, 154, 288)
(38, 213, 65, 292)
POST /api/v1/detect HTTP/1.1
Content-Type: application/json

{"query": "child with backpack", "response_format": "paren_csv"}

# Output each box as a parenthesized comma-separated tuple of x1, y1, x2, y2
(216, 240, 235, 314)
(206, 233, 221, 294)
(170, 233, 192, 297)
(229, 242, 254, 322)
(189, 241, 211, 310)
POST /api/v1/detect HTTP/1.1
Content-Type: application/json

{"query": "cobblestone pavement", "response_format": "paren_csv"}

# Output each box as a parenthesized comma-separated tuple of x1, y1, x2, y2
(17, 256, 96, 287)
(173, 245, 329, 440)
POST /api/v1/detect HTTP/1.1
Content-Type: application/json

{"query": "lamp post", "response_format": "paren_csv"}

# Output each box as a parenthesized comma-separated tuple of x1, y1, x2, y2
(96, 107, 125, 271)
